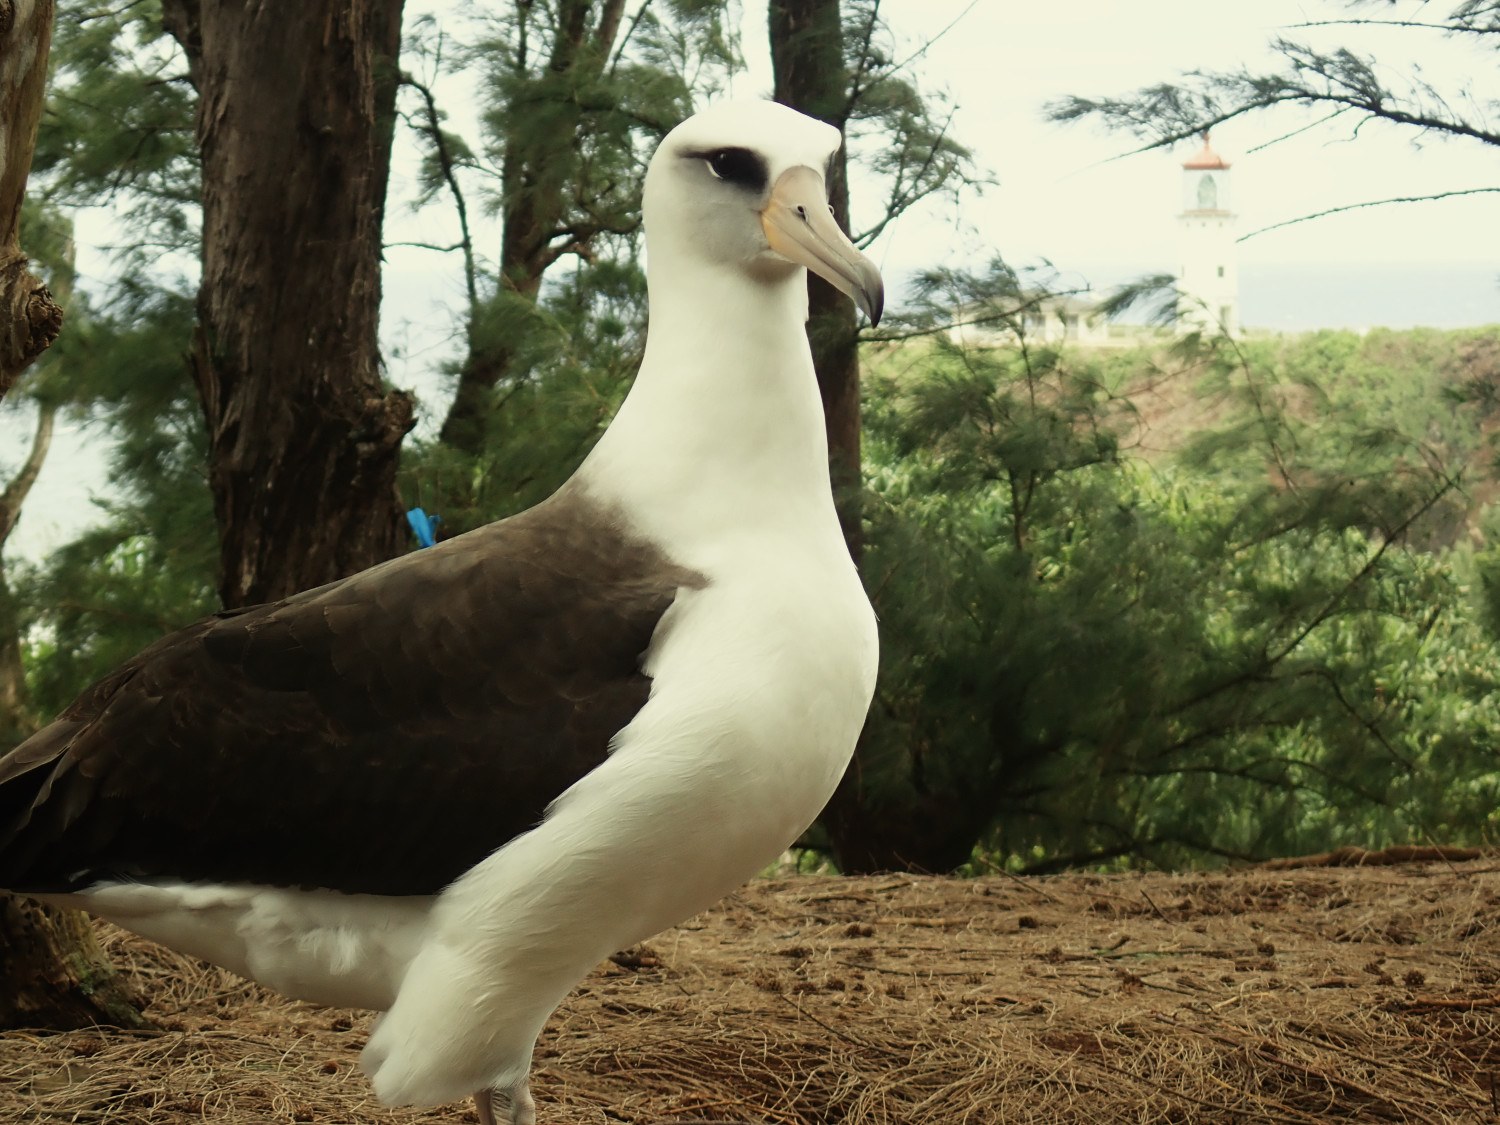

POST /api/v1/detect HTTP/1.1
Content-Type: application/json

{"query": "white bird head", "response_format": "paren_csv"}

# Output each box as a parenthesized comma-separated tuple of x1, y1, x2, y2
(642, 100, 883, 326)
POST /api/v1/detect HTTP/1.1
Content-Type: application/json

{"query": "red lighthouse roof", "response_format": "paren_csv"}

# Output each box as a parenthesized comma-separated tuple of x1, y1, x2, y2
(1183, 131, 1229, 170)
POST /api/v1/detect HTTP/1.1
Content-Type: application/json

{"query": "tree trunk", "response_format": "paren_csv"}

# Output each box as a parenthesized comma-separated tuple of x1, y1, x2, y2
(0, 896, 147, 1029)
(161, 0, 413, 609)
(772, 0, 899, 871)
(0, 2, 145, 1031)
(820, 782, 996, 875)
(769, 0, 863, 565)
(0, 0, 63, 399)
(823, 687, 1033, 875)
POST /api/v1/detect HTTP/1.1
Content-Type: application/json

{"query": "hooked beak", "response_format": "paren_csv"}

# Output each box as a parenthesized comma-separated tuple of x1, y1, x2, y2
(760, 165, 884, 327)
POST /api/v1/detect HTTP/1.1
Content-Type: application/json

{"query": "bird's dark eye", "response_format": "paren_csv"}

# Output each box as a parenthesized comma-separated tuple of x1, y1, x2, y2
(703, 148, 767, 192)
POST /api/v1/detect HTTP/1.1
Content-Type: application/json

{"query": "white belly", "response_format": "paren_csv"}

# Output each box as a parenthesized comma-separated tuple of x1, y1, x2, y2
(362, 554, 879, 1107)
(45, 882, 431, 1011)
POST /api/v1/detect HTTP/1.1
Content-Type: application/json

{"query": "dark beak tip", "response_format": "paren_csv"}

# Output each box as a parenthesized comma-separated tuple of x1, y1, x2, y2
(861, 287, 884, 329)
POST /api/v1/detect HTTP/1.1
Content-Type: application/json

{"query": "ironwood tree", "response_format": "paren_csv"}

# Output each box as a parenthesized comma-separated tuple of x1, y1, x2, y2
(434, 0, 640, 454)
(19, 2, 218, 698)
(768, 0, 972, 566)
(0, 0, 144, 1031)
(767, 0, 973, 871)
(0, 0, 62, 395)
(417, 1, 737, 456)
(769, 0, 863, 562)
(159, 0, 414, 608)
(831, 259, 1495, 874)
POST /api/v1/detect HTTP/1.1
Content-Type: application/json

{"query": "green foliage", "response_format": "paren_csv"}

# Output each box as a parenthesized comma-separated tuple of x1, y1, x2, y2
(35, 1, 198, 267)
(13, 281, 215, 720)
(400, 257, 645, 532)
(461, 5, 701, 236)
(7, 5, 210, 724)
(1241, 328, 1494, 461)
(850, 265, 1500, 871)
(399, 0, 739, 460)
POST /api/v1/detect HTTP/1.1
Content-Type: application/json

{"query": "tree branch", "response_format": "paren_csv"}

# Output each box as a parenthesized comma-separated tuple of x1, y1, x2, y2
(854, 105, 958, 247)
(385, 239, 468, 253)
(1239, 186, 1500, 242)
(594, 0, 629, 56)
(1288, 17, 1500, 38)
(0, 400, 56, 548)
(607, 0, 654, 78)
(401, 71, 479, 322)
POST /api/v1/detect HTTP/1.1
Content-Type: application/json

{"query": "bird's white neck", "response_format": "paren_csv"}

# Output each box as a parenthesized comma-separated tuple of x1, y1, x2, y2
(577, 261, 840, 564)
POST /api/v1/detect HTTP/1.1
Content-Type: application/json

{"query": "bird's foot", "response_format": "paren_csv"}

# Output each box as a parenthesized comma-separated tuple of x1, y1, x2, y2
(475, 1082, 537, 1125)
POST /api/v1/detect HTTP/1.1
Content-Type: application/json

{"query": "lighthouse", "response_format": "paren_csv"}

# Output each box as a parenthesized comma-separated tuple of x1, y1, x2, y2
(1177, 133, 1239, 336)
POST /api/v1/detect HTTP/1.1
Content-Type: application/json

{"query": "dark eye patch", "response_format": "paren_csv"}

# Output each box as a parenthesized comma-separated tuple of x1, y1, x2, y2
(687, 147, 768, 193)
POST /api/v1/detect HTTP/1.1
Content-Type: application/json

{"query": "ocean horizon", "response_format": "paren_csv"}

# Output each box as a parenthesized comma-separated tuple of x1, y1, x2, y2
(1240, 262, 1498, 332)
(1060, 261, 1498, 332)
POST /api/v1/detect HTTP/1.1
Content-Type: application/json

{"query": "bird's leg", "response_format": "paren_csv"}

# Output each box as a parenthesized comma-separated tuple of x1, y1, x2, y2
(475, 1082, 536, 1125)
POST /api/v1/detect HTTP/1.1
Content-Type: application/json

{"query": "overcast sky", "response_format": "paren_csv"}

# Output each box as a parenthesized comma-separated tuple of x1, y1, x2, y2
(726, 0, 1497, 282)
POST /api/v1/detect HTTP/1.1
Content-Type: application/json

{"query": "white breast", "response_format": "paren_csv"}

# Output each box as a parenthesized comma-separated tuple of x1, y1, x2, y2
(359, 527, 876, 1107)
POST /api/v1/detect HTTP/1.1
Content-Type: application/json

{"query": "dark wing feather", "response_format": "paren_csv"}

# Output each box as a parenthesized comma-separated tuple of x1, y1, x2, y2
(0, 489, 703, 896)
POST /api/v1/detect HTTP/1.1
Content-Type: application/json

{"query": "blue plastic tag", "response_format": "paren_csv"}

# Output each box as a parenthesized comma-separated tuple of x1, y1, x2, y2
(406, 508, 442, 548)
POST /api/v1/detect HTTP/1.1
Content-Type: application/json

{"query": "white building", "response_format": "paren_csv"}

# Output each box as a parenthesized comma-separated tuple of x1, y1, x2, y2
(948, 291, 1114, 349)
(1176, 134, 1239, 336)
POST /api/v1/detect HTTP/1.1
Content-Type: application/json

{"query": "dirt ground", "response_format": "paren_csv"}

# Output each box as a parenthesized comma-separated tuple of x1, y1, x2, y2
(2, 850, 1498, 1123)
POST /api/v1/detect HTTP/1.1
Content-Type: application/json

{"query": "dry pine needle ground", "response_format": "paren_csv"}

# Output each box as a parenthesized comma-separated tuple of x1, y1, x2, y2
(2, 855, 1498, 1123)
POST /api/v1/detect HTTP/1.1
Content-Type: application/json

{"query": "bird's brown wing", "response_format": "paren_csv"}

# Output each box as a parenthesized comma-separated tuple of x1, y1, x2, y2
(0, 489, 704, 896)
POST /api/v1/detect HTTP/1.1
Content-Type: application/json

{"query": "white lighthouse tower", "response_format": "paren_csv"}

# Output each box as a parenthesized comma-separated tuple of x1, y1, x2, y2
(1177, 133, 1239, 336)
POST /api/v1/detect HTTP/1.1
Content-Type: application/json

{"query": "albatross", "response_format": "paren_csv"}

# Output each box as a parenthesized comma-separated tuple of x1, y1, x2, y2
(0, 100, 881, 1125)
